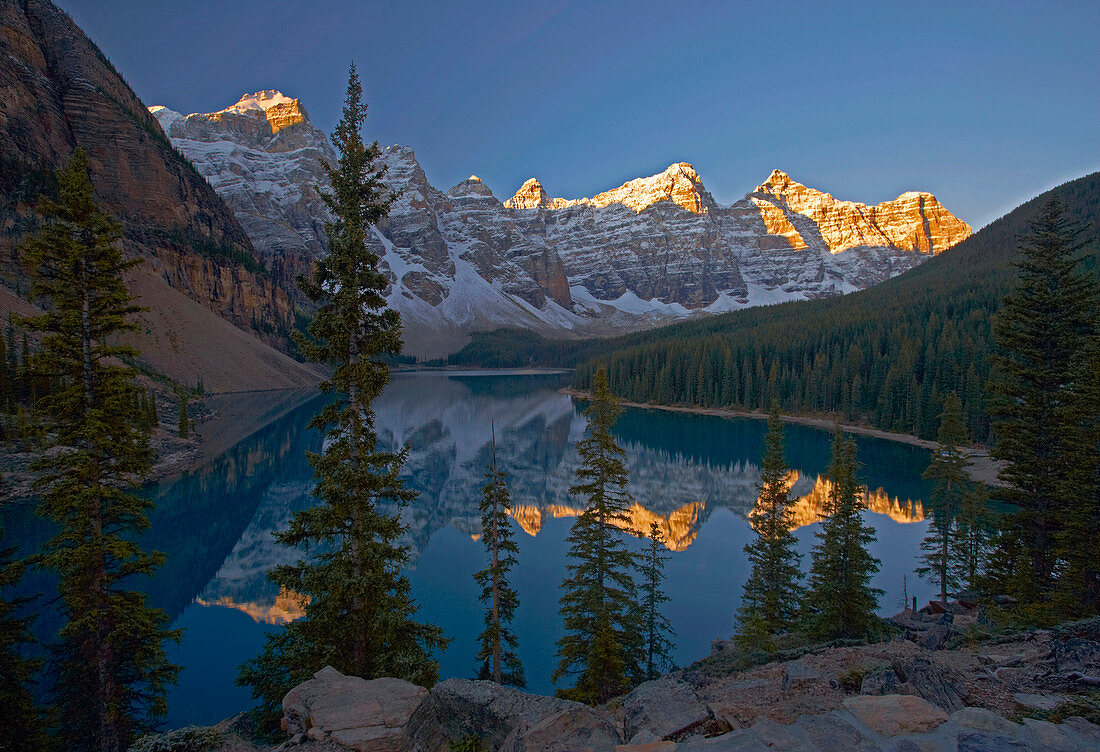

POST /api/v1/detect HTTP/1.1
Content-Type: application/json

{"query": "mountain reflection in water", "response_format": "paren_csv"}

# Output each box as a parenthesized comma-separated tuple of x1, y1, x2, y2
(188, 372, 926, 626)
(141, 370, 938, 726)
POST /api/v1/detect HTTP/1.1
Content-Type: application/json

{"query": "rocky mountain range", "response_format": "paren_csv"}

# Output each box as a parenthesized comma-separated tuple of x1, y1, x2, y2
(150, 91, 335, 307)
(153, 92, 972, 357)
(0, 0, 320, 391)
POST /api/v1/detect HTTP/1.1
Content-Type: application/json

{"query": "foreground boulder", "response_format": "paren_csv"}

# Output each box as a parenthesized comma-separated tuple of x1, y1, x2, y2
(842, 694, 948, 736)
(859, 654, 970, 712)
(282, 667, 427, 752)
(620, 676, 714, 741)
(500, 705, 622, 752)
(404, 678, 618, 752)
(631, 696, 1100, 752)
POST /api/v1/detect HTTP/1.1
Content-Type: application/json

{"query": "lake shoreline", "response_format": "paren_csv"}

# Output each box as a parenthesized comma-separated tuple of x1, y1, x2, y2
(560, 388, 1006, 487)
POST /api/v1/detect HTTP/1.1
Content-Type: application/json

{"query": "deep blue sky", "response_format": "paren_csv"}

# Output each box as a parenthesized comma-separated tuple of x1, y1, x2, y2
(59, 0, 1099, 229)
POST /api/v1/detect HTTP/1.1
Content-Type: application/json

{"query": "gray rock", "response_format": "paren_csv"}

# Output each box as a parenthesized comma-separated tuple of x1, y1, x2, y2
(1061, 717, 1100, 748)
(281, 667, 427, 752)
(842, 695, 948, 737)
(622, 676, 713, 740)
(860, 656, 969, 713)
(1013, 692, 1067, 711)
(616, 742, 676, 752)
(861, 664, 904, 696)
(957, 731, 1029, 752)
(625, 729, 662, 746)
(793, 712, 868, 750)
(403, 678, 587, 752)
(1018, 718, 1079, 752)
(1054, 638, 1100, 674)
(747, 718, 808, 751)
(500, 705, 622, 752)
(950, 707, 1020, 736)
(889, 742, 924, 752)
(918, 624, 954, 651)
(675, 729, 771, 751)
(724, 678, 769, 692)
(781, 659, 822, 692)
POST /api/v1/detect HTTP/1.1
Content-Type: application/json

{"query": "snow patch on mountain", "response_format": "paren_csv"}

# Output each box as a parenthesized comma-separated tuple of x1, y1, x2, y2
(154, 93, 972, 358)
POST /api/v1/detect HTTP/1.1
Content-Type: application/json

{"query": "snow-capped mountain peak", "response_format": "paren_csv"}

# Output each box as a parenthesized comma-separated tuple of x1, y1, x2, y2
(751, 169, 972, 254)
(154, 92, 973, 358)
(504, 178, 553, 210)
(219, 90, 309, 133)
(447, 174, 496, 199)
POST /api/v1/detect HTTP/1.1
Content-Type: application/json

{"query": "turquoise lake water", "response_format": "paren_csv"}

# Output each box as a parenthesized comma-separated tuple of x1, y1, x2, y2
(4, 371, 940, 728)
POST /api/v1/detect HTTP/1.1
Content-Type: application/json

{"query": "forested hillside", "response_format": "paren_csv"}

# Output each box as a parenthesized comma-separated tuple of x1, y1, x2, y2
(464, 173, 1099, 442)
(576, 172, 1100, 441)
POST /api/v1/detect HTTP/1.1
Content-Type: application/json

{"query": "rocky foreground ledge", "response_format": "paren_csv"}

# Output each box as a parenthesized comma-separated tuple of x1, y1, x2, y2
(157, 615, 1100, 752)
(270, 668, 1099, 752)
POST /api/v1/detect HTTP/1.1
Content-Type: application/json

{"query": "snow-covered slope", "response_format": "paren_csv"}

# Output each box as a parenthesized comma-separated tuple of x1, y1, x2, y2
(152, 93, 972, 357)
(151, 91, 336, 304)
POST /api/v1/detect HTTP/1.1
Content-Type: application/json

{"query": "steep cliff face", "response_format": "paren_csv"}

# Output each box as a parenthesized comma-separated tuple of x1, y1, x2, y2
(752, 170, 973, 255)
(367, 150, 972, 356)
(150, 91, 336, 305)
(156, 89, 972, 358)
(0, 0, 295, 366)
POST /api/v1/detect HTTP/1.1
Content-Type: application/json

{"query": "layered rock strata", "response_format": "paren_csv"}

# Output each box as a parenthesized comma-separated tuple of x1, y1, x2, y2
(155, 92, 972, 357)
(0, 0, 294, 359)
(151, 91, 337, 306)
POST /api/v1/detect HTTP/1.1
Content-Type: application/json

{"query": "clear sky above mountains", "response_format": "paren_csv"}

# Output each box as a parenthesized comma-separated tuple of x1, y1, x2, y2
(60, 0, 1098, 229)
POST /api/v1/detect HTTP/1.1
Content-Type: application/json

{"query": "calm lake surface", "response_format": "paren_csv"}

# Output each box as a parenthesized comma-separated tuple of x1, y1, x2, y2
(5, 370, 940, 729)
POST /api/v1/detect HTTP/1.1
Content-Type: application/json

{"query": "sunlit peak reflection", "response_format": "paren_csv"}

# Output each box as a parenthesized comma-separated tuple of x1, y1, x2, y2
(194, 586, 308, 625)
(508, 501, 704, 551)
(753, 471, 924, 530)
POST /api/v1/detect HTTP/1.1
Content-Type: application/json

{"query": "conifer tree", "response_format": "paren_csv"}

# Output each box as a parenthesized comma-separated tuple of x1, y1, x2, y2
(916, 393, 969, 605)
(0, 527, 50, 752)
(474, 429, 524, 686)
(21, 148, 179, 752)
(1055, 338, 1100, 616)
(239, 66, 445, 724)
(735, 402, 803, 645)
(802, 429, 882, 640)
(639, 521, 675, 681)
(953, 481, 992, 594)
(553, 367, 640, 704)
(986, 198, 1097, 616)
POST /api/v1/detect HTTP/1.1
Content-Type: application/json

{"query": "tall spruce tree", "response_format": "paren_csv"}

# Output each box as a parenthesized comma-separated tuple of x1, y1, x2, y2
(238, 66, 446, 723)
(553, 367, 640, 704)
(986, 198, 1098, 618)
(474, 429, 524, 686)
(639, 521, 675, 680)
(916, 393, 970, 606)
(0, 527, 50, 752)
(1055, 338, 1100, 616)
(802, 429, 882, 640)
(953, 481, 992, 594)
(735, 402, 803, 646)
(21, 148, 179, 752)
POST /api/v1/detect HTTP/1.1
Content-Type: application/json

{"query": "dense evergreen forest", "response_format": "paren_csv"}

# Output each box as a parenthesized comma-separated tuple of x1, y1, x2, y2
(448, 172, 1100, 442)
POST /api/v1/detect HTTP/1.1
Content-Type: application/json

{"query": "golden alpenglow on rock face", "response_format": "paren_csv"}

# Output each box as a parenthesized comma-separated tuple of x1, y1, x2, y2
(752, 169, 973, 254)
(152, 93, 975, 356)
